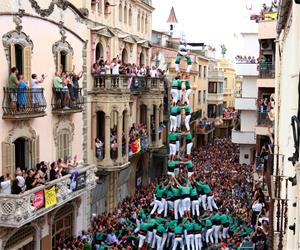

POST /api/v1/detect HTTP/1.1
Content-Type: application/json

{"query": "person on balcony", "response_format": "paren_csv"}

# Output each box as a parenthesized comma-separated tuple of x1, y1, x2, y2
(16, 74, 28, 112)
(150, 66, 157, 78)
(71, 65, 83, 102)
(54, 71, 63, 108)
(8, 67, 19, 114)
(11, 179, 22, 194)
(111, 58, 120, 75)
(95, 138, 104, 160)
(61, 72, 71, 109)
(31, 73, 45, 110)
(0, 174, 12, 194)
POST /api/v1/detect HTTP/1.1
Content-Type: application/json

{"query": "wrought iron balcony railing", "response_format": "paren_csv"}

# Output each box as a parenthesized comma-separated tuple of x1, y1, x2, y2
(259, 64, 275, 79)
(2, 87, 47, 120)
(51, 87, 83, 114)
(0, 165, 96, 228)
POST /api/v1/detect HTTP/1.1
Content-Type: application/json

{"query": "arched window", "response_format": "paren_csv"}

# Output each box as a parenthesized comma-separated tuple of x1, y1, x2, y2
(95, 42, 104, 62)
(124, 5, 127, 24)
(52, 40, 74, 73)
(137, 13, 140, 31)
(122, 48, 128, 64)
(129, 8, 132, 26)
(119, 3, 122, 22)
(54, 120, 74, 161)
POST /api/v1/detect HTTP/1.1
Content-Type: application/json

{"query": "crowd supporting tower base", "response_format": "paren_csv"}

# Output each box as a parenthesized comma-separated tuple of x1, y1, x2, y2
(55, 139, 268, 250)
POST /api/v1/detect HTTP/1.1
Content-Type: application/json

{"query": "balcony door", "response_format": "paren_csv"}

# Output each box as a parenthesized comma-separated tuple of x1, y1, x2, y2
(14, 137, 30, 171)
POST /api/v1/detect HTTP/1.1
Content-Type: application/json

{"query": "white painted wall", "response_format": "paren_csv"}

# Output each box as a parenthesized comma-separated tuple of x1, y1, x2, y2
(242, 78, 257, 98)
(241, 110, 256, 132)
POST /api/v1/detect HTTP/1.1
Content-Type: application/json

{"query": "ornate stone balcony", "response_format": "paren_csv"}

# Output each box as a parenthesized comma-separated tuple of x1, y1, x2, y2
(92, 74, 164, 94)
(2, 87, 47, 120)
(0, 165, 96, 228)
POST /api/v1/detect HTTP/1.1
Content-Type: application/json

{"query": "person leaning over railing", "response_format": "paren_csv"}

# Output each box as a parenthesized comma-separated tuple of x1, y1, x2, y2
(7, 67, 20, 114)
(31, 73, 45, 110)
(16, 74, 28, 112)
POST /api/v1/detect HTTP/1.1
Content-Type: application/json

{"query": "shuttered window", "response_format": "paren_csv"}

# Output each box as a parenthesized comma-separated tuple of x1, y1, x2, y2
(23, 46, 32, 83)
(57, 131, 71, 160)
(1, 142, 15, 176)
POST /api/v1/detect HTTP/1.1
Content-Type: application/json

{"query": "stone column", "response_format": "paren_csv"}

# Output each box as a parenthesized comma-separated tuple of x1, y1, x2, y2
(103, 115, 111, 164)
(147, 107, 151, 145)
(155, 106, 160, 146)
(117, 114, 123, 163)
(125, 113, 130, 159)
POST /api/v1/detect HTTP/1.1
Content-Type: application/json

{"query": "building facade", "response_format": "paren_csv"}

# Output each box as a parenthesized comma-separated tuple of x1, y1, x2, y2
(274, 1, 300, 249)
(85, 0, 165, 213)
(0, 0, 96, 249)
(232, 30, 259, 165)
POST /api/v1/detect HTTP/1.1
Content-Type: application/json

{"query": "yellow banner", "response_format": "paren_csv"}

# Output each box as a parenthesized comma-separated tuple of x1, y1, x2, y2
(44, 186, 57, 208)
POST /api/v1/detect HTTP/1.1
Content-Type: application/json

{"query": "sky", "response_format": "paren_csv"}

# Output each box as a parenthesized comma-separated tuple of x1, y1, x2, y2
(152, 0, 273, 59)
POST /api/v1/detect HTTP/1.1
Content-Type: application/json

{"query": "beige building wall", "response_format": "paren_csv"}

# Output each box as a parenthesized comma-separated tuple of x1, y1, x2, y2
(195, 56, 208, 118)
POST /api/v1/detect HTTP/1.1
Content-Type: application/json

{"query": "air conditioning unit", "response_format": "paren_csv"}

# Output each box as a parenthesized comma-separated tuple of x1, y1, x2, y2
(261, 40, 273, 50)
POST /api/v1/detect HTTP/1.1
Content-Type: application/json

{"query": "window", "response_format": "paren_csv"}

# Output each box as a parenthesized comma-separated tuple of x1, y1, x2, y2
(57, 130, 71, 160)
(203, 90, 206, 103)
(141, 15, 144, 33)
(124, 6, 127, 24)
(129, 8, 132, 25)
(219, 82, 223, 93)
(198, 90, 201, 104)
(208, 104, 217, 118)
(53, 40, 73, 73)
(224, 77, 228, 90)
(137, 13, 140, 31)
(198, 65, 202, 77)
(208, 82, 217, 93)
(119, 4, 122, 22)
(203, 66, 207, 78)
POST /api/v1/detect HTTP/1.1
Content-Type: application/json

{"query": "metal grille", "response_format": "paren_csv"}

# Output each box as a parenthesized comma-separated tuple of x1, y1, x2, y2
(5, 226, 35, 249)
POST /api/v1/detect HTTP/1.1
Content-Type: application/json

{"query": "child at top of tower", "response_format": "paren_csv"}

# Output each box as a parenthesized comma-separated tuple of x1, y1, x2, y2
(175, 39, 192, 74)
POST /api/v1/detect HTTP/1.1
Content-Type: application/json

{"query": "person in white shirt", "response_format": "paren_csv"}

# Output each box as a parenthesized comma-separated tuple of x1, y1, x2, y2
(15, 169, 26, 189)
(111, 58, 120, 75)
(0, 175, 12, 194)
(31, 73, 45, 107)
(150, 66, 158, 78)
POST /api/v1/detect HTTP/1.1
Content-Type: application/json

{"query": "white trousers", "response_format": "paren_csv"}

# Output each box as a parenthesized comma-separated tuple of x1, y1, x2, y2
(171, 89, 178, 104)
(185, 114, 191, 131)
(194, 233, 202, 250)
(169, 143, 176, 156)
(200, 194, 207, 210)
(167, 232, 174, 248)
(168, 200, 174, 211)
(170, 115, 177, 132)
(151, 229, 157, 248)
(182, 197, 191, 212)
(187, 64, 192, 73)
(185, 89, 191, 105)
(138, 234, 146, 248)
(177, 114, 182, 129)
(163, 198, 168, 217)
(178, 89, 182, 103)
(207, 195, 218, 211)
(174, 199, 183, 219)
(213, 225, 221, 244)
(192, 200, 200, 217)
(147, 231, 154, 244)
(172, 237, 184, 250)
(186, 142, 193, 155)
(155, 235, 162, 250)
(206, 228, 214, 244)
(151, 199, 164, 215)
(176, 140, 180, 152)
(185, 232, 195, 250)
(222, 227, 229, 239)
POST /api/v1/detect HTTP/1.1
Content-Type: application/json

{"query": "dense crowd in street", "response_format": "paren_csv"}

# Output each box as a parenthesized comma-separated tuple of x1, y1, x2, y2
(54, 138, 269, 250)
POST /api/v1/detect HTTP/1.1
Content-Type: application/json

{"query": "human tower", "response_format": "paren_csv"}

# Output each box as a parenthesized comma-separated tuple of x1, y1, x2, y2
(135, 39, 255, 250)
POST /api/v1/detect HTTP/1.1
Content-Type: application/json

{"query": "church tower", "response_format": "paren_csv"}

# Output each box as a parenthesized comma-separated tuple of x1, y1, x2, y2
(166, 6, 178, 37)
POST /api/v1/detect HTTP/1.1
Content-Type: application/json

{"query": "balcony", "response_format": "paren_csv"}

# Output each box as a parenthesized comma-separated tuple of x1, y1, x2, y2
(259, 64, 275, 79)
(92, 74, 164, 94)
(208, 71, 224, 80)
(0, 165, 96, 228)
(232, 130, 256, 144)
(235, 63, 259, 76)
(256, 111, 274, 135)
(207, 93, 223, 103)
(235, 97, 257, 110)
(258, 20, 277, 39)
(51, 88, 83, 115)
(2, 88, 47, 120)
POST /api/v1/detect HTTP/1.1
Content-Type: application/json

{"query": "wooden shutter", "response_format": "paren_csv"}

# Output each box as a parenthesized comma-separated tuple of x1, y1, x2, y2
(56, 51, 61, 73)
(22, 46, 32, 83)
(31, 136, 40, 168)
(10, 44, 16, 68)
(1, 141, 15, 176)
(65, 53, 72, 72)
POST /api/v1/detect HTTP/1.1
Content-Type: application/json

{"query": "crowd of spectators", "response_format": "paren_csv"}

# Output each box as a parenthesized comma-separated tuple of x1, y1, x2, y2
(235, 55, 257, 64)
(56, 138, 269, 250)
(91, 57, 166, 79)
(0, 156, 80, 195)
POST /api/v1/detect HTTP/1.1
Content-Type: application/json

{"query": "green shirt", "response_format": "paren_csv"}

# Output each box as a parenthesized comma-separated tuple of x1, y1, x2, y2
(156, 186, 166, 198)
(219, 214, 229, 225)
(8, 73, 18, 89)
(201, 184, 211, 194)
(184, 106, 191, 113)
(185, 161, 193, 169)
(179, 184, 191, 195)
(172, 79, 179, 88)
(169, 133, 178, 141)
(185, 80, 191, 88)
(53, 76, 63, 89)
(185, 133, 192, 140)
(194, 222, 202, 231)
(174, 225, 183, 234)
(171, 186, 180, 198)
(190, 187, 198, 197)
(157, 224, 166, 234)
(184, 222, 194, 232)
